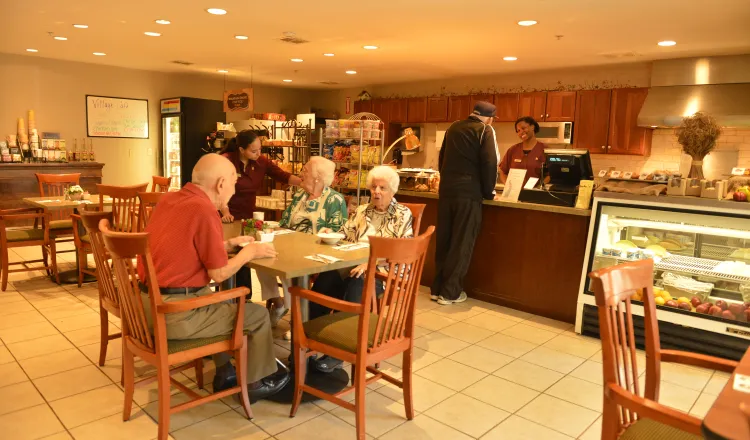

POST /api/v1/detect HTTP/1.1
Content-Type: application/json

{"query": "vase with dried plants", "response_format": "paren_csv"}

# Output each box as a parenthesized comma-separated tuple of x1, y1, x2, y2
(676, 112, 722, 180)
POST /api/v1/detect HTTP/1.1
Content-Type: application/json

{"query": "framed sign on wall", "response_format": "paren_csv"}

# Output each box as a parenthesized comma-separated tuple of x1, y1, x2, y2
(86, 95, 149, 138)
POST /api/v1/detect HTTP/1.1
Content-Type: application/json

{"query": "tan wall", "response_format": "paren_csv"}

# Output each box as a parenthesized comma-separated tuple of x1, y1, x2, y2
(0, 53, 313, 186)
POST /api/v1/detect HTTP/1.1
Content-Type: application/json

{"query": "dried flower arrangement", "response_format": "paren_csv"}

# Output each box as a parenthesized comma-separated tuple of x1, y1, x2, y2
(675, 112, 722, 179)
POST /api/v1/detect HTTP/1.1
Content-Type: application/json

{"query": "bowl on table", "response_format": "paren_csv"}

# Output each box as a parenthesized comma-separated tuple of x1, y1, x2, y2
(264, 221, 280, 230)
(317, 232, 344, 245)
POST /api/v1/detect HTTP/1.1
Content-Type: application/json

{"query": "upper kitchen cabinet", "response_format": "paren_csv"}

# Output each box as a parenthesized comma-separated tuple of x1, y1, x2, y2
(608, 88, 652, 155)
(407, 98, 428, 123)
(426, 97, 449, 122)
(574, 89, 612, 153)
(544, 91, 577, 122)
(469, 94, 495, 114)
(371, 99, 390, 123)
(389, 99, 408, 123)
(353, 99, 372, 114)
(494, 93, 519, 122)
(518, 92, 547, 120)
(448, 95, 470, 122)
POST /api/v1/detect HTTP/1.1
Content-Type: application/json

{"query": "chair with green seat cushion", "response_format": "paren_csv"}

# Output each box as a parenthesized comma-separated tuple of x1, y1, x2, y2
(5, 229, 46, 242)
(302, 313, 380, 353)
(50, 219, 73, 230)
(167, 335, 231, 354)
(0, 207, 58, 291)
(619, 418, 702, 440)
(35, 173, 80, 269)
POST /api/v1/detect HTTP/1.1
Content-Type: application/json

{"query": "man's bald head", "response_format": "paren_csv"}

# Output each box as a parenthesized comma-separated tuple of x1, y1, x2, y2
(191, 154, 237, 208)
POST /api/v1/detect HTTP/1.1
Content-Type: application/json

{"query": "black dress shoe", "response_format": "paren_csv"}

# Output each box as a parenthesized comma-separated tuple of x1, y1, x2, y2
(213, 363, 238, 393)
(249, 370, 290, 403)
(313, 355, 343, 373)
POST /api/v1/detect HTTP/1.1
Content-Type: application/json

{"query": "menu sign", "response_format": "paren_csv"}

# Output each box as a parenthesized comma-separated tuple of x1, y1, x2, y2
(223, 88, 254, 112)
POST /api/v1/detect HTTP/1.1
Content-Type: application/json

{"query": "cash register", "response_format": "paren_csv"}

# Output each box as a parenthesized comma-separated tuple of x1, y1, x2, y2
(518, 149, 594, 207)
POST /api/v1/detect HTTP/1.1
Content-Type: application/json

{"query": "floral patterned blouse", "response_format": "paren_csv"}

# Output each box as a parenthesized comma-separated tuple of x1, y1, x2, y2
(279, 187, 347, 234)
(341, 198, 413, 243)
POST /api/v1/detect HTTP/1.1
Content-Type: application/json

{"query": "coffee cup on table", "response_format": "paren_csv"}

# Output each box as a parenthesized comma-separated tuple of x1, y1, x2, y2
(252, 212, 264, 221)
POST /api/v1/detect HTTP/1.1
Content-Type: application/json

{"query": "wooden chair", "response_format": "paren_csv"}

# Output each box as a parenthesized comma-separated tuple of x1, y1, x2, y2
(588, 259, 739, 440)
(80, 211, 122, 367)
(137, 192, 165, 232)
(0, 208, 57, 290)
(100, 220, 253, 440)
(151, 176, 172, 192)
(400, 203, 426, 237)
(35, 173, 80, 262)
(289, 226, 435, 440)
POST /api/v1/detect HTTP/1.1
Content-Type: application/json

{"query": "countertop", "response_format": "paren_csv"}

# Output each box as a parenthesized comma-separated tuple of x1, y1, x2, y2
(593, 191, 750, 213)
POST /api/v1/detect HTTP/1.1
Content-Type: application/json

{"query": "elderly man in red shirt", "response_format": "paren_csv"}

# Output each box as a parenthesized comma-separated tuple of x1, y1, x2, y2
(138, 153, 288, 401)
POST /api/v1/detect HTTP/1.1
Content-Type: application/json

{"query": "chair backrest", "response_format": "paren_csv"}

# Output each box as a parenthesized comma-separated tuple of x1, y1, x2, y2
(36, 173, 81, 221)
(100, 219, 158, 355)
(361, 226, 435, 353)
(588, 259, 662, 429)
(137, 192, 165, 231)
(80, 211, 119, 310)
(97, 183, 149, 232)
(400, 203, 426, 237)
(151, 176, 171, 192)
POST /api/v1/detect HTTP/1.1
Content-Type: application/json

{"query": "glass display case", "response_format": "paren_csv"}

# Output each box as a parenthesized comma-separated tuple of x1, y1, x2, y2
(576, 193, 750, 360)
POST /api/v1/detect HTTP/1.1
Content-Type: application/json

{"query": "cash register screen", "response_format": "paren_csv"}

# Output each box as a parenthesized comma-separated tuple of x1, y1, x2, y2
(544, 149, 594, 191)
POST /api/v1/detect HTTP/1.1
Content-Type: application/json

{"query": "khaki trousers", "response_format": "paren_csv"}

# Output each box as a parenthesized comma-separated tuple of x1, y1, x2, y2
(256, 271, 291, 309)
(141, 286, 276, 383)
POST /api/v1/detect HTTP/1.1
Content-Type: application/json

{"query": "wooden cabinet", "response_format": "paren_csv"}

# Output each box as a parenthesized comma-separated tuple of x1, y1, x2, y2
(469, 94, 494, 115)
(389, 99, 408, 123)
(607, 88, 652, 155)
(353, 99, 372, 114)
(407, 98, 427, 123)
(494, 93, 519, 122)
(371, 99, 390, 123)
(518, 92, 547, 120)
(448, 95, 470, 122)
(573, 90, 612, 153)
(426, 97, 449, 122)
(545, 91, 577, 122)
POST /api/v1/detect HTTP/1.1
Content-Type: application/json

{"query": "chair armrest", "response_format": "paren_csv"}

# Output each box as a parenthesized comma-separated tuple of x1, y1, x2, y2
(0, 212, 49, 223)
(156, 287, 250, 314)
(1, 207, 44, 215)
(608, 385, 702, 436)
(71, 214, 84, 244)
(660, 349, 739, 373)
(288, 286, 363, 314)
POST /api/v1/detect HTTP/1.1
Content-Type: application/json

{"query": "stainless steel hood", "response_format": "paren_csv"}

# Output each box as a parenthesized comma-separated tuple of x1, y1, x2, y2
(637, 55, 750, 128)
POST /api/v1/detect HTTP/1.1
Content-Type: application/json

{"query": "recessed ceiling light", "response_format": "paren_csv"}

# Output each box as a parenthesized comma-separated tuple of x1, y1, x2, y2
(283, 79, 292, 82)
(206, 8, 227, 15)
(54, 36, 68, 41)
(658, 40, 677, 46)
(345, 70, 357, 75)
(323, 53, 335, 57)
(144, 31, 161, 37)
(217, 69, 229, 73)
(73, 24, 88, 29)
(290, 58, 303, 62)
(235, 35, 248, 40)
(26, 48, 38, 52)
(93, 52, 106, 56)
(155, 19, 171, 25)
(363, 45, 378, 50)
(517, 20, 537, 26)
(503, 56, 518, 61)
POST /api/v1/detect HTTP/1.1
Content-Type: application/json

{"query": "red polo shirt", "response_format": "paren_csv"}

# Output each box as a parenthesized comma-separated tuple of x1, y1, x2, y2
(222, 152, 292, 220)
(499, 141, 547, 185)
(137, 183, 227, 288)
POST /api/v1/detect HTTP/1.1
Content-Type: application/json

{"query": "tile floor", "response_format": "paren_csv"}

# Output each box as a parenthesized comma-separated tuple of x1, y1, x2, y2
(0, 244, 729, 439)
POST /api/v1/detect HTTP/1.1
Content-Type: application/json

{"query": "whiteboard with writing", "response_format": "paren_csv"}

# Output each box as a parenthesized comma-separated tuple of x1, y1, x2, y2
(86, 95, 149, 138)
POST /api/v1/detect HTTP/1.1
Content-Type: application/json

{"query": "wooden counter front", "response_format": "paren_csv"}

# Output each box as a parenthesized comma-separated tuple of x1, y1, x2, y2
(398, 192, 591, 323)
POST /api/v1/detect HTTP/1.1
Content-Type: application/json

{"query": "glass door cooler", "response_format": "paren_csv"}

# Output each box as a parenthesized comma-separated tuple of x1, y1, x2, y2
(162, 114, 182, 191)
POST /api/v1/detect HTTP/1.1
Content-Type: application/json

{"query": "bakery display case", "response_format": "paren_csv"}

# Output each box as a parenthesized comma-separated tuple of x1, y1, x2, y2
(576, 192, 750, 360)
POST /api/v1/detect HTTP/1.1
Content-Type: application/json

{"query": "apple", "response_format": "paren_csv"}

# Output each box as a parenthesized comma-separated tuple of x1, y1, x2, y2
(722, 310, 736, 320)
(715, 300, 728, 311)
(729, 303, 745, 316)
(745, 309, 750, 322)
(709, 305, 724, 316)
(678, 302, 692, 311)
(690, 296, 703, 308)
(696, 303, 711, 314)
(734, 191, 748, 202)
(665, 300, 679, 308)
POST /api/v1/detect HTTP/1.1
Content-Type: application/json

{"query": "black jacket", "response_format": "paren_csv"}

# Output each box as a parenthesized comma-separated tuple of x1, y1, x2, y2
(438, 116, 499, 201)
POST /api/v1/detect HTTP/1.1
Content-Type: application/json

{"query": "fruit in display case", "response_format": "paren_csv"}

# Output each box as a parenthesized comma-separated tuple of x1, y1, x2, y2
(745, 309, 750, 321)
(690, 296, 702, 308)
(677, 297, 691, 305)
(722, 310, 736, 320)
(678, 302, 692, 311)
(709, 305, 723, 316)
(732, 186, 750, 202)
(696, 303, 711, 314)
(714, 299, 728, 310)
(665, 300, 679, 308)
(729, 303, 745, 316)
(654, 296, 666, 306)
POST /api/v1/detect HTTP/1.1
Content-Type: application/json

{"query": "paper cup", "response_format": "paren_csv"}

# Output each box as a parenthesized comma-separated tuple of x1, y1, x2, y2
(252, 212, 265, 221)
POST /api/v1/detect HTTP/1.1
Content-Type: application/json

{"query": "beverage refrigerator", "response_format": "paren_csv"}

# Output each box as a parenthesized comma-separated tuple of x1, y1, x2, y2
(160, 97, 225, 189)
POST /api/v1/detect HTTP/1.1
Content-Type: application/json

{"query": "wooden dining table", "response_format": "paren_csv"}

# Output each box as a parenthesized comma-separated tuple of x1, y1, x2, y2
(703, 347, 750, 440)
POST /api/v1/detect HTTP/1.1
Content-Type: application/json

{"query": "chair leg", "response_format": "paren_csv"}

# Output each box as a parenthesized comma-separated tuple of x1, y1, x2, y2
(237, 342, 253, 419)
(290, 346, 307, 417)
(77, 247, 85, 288)
(194, 358, 204, 390)
(99, 307, 109, 366)
(41, 245, 50, 276)
(601, 396, 619, 440)
(0, 248, 8, 292)
(50, 243, 60, 285)
(156, 363, 171, 440)
(122, 347, 135, 421)
(354, 362, 367, 440)
(402, 348, 414, 420)
(350, 363, 356, 385)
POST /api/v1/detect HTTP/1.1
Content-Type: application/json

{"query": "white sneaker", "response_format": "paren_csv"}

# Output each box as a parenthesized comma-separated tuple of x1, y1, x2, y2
(437, 291, 468, 305)
(430, 293, 439, 301)
(269, 306, 288, 328)
(283, 330, 292, 341)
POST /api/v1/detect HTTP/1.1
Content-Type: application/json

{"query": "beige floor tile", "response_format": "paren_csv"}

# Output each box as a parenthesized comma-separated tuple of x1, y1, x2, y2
(121, 372, 195, 407)
(437, 321, 494, 344)
(0, 403, 66, 440)
(522, 315, 573, 333)
(481, 414, 574, 440)
(689, 392, 719, 418)
(0, 320, 60, 344)
(6, 333, 74, 360)
(384, 347, 442, 372)
(520, 347, 586, 374)
(464, 312, 519, 332)
(19, 347, 91, 379)
(379, 414, 471, 440)
(33, 295, 84, 310)
(589, 349, 603, 363)
(50, 384, 135, 429)
(39, 431, 74, 440)
(244, 400, 324, 436)
(545, 376, 603, 412)
(277, 412, 373, 440)
(171, 410, 268, 440)
(40, 302, 96, 321)
(501, 323, 558, 345)
(476, 333, 538, 358)
(486, 307, 533, 322)
(69, 409, 159, 440)
(49, 312, 101, 332)
(64, 322, 118, 346)
(517, 394, 599, 438)
(413, 332, 469, 357)
(415, 358, 487, 391)
(19, 289, 71, 303)
(34, 364, 112, 401)
(569, 360, 605, 386)
(655, 379, 701, 413)
(0, 300, 35, 316)
(0, 291, 25, 304)
(312, 386, 365, 412)
(660, 361, 713, 391)
(425, 393, 510, 438)
(494, 359, 565, 392)
(99, 355, 156, 382)
(542, 334, 602, 359)
(414, 311, 457, 331)
(331, 390, 408, 437)
(376, 375, 455, 412)
(412, 325, 433, 339)
(0, 381, 45, 416)
(144, 388, 232, 432)
(0, 346, 13, 365)
(704, 371, 730, 395)
(0, 361, 28, 387)
(448, 345, 514, 373)
(0, 310, 46, 330)
(414, 295, 440, 314)
(430, 304, 486, 322)
(79, 338, 123, 363)
(463, 376, 539, 413)
(579, 416, 602, 440)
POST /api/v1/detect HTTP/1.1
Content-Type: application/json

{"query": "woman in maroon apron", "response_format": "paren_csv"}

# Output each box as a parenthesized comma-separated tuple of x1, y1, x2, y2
(499, 116, 547, 186)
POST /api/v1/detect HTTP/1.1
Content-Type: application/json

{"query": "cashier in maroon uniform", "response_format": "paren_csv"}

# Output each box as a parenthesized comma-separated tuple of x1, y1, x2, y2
(499, 116, 547, 186)
(219, 130, 302, 222)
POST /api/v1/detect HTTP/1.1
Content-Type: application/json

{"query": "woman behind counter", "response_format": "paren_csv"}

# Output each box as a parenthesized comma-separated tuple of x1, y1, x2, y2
(499, 116, 547, 186)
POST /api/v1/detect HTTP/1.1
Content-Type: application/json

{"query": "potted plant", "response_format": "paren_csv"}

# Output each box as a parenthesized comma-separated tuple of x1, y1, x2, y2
(676, 112, 722, 180)
(241, 219, 273, 242)
(66, 185, 85, 201)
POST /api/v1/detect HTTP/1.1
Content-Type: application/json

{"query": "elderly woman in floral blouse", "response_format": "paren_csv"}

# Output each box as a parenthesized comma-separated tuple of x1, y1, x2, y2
(259, 156, 347, 326)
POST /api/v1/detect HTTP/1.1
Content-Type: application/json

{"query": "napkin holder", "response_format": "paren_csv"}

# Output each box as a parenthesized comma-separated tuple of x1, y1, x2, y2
(700, 179, 727, 199)
(666, 177, 687, 196)
(685, 178, 703, 197)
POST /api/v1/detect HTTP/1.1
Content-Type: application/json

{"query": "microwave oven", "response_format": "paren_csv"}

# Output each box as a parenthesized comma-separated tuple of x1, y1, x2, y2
(537, 122, 573, 144)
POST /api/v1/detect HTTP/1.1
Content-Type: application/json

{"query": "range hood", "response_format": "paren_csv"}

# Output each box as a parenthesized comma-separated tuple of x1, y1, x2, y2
(637, 55, 750, 128)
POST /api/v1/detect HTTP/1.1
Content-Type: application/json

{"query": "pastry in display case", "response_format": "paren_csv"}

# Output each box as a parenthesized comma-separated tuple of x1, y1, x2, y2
(577, 193, 750, 360)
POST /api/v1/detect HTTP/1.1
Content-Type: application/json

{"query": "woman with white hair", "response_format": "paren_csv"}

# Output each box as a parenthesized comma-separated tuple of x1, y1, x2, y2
(260, 156, 347, 325)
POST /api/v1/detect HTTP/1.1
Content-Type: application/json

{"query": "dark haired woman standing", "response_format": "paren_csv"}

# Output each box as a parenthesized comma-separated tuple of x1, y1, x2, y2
(499, 116, 546, 186)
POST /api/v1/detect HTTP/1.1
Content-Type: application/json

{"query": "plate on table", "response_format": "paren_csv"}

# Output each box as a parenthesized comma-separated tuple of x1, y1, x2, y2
(265, 221, 280, 229)
(317, 232, 344, 245)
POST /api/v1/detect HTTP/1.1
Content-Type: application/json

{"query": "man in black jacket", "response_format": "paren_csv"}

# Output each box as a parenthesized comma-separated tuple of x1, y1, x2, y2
(432, 101, 499, 305)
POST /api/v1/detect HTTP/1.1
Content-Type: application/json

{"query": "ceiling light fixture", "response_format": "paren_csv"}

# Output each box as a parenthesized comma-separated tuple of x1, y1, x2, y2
(217, 69, 229, 73)
(155, 19, 171, 25)
(26, 48, 38, 52)
(345, 70, 357, 75)
(283, 79, 292, 82)
(363, 45, 378, 50)
(658, 40, 677, 46)
(73, 24, 88, 29)
(503, 56, 518, 61)
(235, 35, 248, 40)
(290, 58, 303, 62)
(517, 20, 537, 26)
(323, 53, 335, 57)
(54, 36, 68, 41)
(93, 52, 106, 56)
(144, 31, 161, 37)
(206, 8, 227, 15)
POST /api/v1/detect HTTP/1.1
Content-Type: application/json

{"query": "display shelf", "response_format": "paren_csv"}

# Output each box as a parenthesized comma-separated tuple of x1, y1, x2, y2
(595, 252, 750, 284)
(609, 218, 750, 240)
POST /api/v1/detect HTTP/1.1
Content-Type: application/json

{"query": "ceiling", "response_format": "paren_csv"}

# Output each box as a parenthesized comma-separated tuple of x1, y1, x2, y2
(2, 0, 750, 89)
